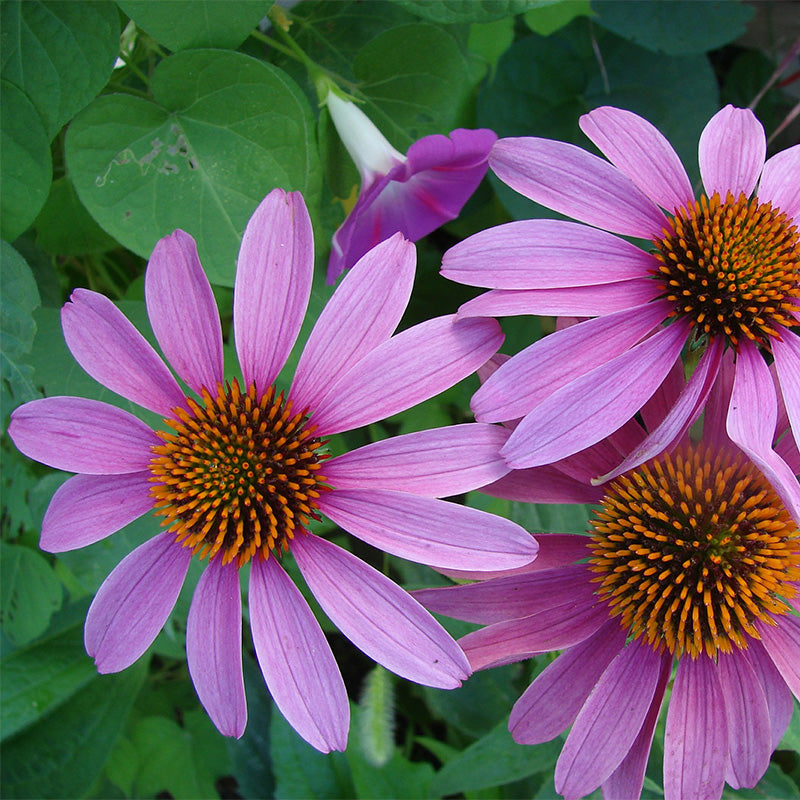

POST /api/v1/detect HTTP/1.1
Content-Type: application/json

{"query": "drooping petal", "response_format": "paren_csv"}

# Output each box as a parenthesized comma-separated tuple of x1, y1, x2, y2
(702, 348, 736, 450)
(61, 289, 185, 415)
(502, 320, 691, 468)
(9, 396, 159, 474)
(758, 144, 800, 221)
(664, 654, 727, 800)
(758, 614, 800, 701)
(772, 331, 800, 447)
(186, 557, 246, 738)
(323, 423, 510, 497)
(461, 600, 609, 671)
(593, 336, 724, 483)
(292, 534, 470, 688)
(555, 641, 665, 800)
(85, 532, 190, 672)
(41, 472, 153, 552)
(291, 234, 415, 411)
(490, 137, 667, 238)
(698, 105, 766, 199)
(579, 106, 693, 212)
(601, 651, 672, 800)
(414, 565, 595, 625)
(249, 556, 349, 752)
(441, 219, 652, 288)
(317, 489, 537, 571)
(310, 315, 503, 436)
(457, 279, 661, 319)
(639, 355, 686, 432)
(510, 620, 626, 745)
(744, 639, 796, 749)
(472, 300, 672, 423)
(234, 189, 313, 393)
(727, 341, 800, 523)
(145, 229, 224, 395)
(717, 649, 771, 789)
(480, 464, 605, 505)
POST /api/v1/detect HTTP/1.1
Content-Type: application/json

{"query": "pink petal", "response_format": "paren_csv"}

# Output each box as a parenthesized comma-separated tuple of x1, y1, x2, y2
(472, 300, 672, 423)
(772, 331, 800, 450)
(758, 144, 800, 221)
(579, 106, 693, 212)
(555, 641, 665, 800)
(480, 464, 604, 505)
(291, 233, 415, 412)
(717, 649, 771, 789)
(744, 639, 796, 749)
(186, 558, 247, 738)
(758, 614, 800, 701)
(640, 355, 689, 432)
(698, 105, 766, 199)
(490, 137, 667, 238)
(510, 620, 626, 745)
(441, 219, 652, 288)
(41, 472, 153, 552)
(414, 564, 595, 625)
(145, 230, 224, 395)
(502, 320, 691, 468)
(457, 279, 661, 319)
(593, 336, 724, 483)
(726, 341, 800, 523)
(317, 489, 537, 571)
(602, 651, 672, 800)
(291, 534, 470, 688)
(85, 532, 190, 672)
(702, 348, 736, 451)
(61, 289, 185, 416)
(323, 423, 510, 497)
(664, 655, 727, 800)
(249, 556, 348, 752)
(9, 396, 159, 474)
(234, 189, 313, 393)
(310, 315, 503, 436)
(461, 600, 609, 671)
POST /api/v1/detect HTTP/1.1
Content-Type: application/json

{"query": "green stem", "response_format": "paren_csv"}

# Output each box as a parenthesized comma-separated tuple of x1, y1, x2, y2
(250, 28, 303, 63)
(118, 50, 151, 88)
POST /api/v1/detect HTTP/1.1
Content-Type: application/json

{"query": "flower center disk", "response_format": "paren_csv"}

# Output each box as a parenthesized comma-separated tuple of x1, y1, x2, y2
(588, 443, 800, 658)
(652, 191, 800, 347)
(149, 379, 328, 566)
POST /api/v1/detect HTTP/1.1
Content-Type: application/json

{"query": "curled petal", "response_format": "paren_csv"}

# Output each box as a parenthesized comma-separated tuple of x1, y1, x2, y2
(744, 639, 795, 749)
(758, 614, 800, 701)
(758, 144, 800, 221)
(772, 331, 800, 450)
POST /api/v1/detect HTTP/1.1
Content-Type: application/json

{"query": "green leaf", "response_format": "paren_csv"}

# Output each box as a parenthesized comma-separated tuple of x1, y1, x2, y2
(722, 762, 800, 799)
(593, 0, 754, 55)
(0, 622, 95, 741)
(103, 736, 139, 796)
(0, 1, 119, 138)
(0, 542, 62, 646)
(118, 0, 270, 51)
(395, 0, 546, 23)
(779, 702, 800, 753)
(131, 713, 230, 799)
(346, 741, 435, 799)
(0, 80, 51, 241)
(353, 23, 481, 147)
(524, 0, 593, 35)
(0, 242, 41, 417)
(34, 176, 118, 256)
(270, 706, 354, 799)
(66, 50, 321, 286)
(468, 17, 516, 73)
(0, 661, 146, 799)
(430, 719, 561, 796)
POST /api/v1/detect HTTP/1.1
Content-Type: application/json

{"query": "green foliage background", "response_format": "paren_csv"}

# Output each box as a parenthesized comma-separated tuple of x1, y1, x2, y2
(1, 1, 798, 798)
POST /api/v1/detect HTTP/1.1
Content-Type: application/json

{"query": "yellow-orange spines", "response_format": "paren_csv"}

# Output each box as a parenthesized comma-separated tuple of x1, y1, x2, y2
(588, 444, 799, 659)
(148, 379, 328, 566)
(653, 191, 800, 347)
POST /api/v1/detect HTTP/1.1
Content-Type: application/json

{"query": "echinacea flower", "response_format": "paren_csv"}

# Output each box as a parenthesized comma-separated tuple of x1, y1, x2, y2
(325, 89, 496, 282)
(442, 104, 800, 523)
(8, 188, 538, 752)
(416, 352, 800, 800)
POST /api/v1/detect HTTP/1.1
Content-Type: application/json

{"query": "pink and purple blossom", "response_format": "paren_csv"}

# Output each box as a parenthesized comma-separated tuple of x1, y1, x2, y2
(416, 353, 800, 800)
(8, 188, 538, 752)
(442, 104, 800, 523)
(325, 90, 496, 283)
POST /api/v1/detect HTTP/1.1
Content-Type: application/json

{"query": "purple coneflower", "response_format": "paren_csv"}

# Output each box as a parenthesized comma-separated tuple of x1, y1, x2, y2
(8, 188, 538, 752)
(442, 105, 800, 523)
(416, 353, 800, 800)
(325, 89, 496, 283)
